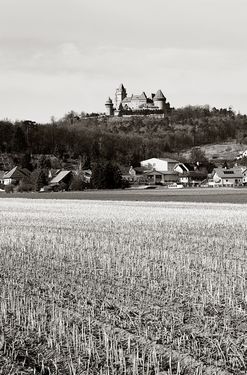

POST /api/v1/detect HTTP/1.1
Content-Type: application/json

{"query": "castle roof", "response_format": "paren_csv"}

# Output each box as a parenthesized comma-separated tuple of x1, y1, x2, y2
(139, 92, 147, 100)
(154, 90, 166, 101)
(105, 97, 113, 105)
(118, 83, 125, 90)
(122, 97, 132, 103)
(126, 92, 148, 101)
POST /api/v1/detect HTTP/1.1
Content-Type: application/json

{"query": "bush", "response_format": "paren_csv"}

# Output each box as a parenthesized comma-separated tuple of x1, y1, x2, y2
(60, 182, 68, 191)
(5, 184, 14, 193)
(17, 180, 34, 192)
(69, 176, 85, 191)
(31, 169, 48, 191)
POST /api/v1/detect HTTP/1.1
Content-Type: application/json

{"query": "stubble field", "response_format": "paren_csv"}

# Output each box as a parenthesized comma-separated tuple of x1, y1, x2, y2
(0, 199, 246, 374)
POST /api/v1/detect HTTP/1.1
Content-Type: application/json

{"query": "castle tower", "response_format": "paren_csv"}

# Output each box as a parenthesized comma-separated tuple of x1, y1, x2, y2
(115, 83, 127, 109)
(153, 90, 166, 111)
(105, 97, 114, 116)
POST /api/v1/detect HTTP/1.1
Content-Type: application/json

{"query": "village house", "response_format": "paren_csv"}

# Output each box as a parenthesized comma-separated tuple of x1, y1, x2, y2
(49, 170, 73, 190)
(3, 166, 31, 186)
(120, 166, 148, 184)
(126, 158, 179, 185)
(143, 170, 179, 185)
(174, 162, 207, 186)
(178, 171, 208, 187)
(140, 157, 179, 172)
(209, 167, 244, 187)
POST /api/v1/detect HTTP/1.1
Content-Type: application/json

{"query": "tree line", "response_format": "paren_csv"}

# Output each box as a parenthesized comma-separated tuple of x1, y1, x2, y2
(0, 106, 246, 168)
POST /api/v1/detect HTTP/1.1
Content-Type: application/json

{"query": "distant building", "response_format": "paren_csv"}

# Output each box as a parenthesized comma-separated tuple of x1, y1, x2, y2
(174, 162, 208, 186)
(209, 167, 243, 187)
(3, 166, 31, 185)
(49, 170, 72, 189)
(140, 158, 179, 172)
(178, 171, 208, 187)
(105, 97, 114, 116)
(105, 84, 171, 117)
(174, 163, 195, 174)
(144, 170, 178, 184)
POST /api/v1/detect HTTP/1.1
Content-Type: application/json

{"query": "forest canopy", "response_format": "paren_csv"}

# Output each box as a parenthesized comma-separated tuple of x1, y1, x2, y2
(0, 106, 246, 166)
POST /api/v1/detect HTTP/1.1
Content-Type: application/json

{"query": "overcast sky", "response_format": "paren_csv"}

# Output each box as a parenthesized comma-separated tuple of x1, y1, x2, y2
(0, 0, 246, 122)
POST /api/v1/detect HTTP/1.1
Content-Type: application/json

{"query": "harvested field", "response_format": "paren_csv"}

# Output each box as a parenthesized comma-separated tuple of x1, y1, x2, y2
(2, 187, 247, 203)
(0, 199, 246, 374)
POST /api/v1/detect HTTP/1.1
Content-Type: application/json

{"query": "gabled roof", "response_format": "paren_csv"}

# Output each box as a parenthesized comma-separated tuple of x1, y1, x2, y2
(3, 166, 18, 179)
(145, 170, 178, 176)
(122, 97, 132, 103)
(159, 158, 179, 163)
(50, 170, 72, 184)
(142, 158, 179, 163)
(122, 93, 147, 102)
(139, 92, 147, 100)
(3, 166, 31, 180)
(154, 90, 166, 100)
(49, 169, 61, 178)
(134, 166, 151, 174)
(214, 168, 243, 179)
(118, 83, 125, 90)
(183, 163, 195, 171)
(175, 163, 195, 172)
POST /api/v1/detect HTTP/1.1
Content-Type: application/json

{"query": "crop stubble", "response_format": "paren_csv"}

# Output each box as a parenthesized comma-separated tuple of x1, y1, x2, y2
(0, 199, 246, 374)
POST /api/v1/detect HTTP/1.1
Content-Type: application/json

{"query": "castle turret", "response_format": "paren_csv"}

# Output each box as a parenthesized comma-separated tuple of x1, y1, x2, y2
(105, 97, 114, 116)
(153, 90, 166, 111)
(115, 83, 127, 109)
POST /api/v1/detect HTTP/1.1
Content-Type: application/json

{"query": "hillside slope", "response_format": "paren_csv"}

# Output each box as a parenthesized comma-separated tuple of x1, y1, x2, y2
(180, 141, 247, 161)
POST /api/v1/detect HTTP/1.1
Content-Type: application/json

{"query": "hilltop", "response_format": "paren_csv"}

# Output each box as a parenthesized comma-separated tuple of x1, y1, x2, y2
(0, 105, 247, 168)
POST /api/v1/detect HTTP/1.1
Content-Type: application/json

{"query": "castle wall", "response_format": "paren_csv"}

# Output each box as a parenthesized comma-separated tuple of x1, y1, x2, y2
(115, 92, 123, 109)
(128, 98, 147, 109)
(154, 100, 165, 111)
(105, 105, 114, 116)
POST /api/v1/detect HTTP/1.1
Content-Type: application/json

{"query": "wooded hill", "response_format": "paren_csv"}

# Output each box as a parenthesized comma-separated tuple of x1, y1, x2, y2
(0, 105, 246, 167)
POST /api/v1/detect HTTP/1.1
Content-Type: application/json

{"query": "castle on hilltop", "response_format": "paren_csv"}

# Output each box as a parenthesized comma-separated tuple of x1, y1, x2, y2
(105, 84, 171, 117)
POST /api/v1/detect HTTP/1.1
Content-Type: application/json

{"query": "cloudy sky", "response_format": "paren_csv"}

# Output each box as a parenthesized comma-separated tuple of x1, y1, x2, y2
(0, 0, 246, 122)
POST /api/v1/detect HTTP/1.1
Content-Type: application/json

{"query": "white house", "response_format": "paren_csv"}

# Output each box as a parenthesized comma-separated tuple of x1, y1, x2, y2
(3, 166, 31, 185)
(210, 168, 243, 187)
(140, 158, 179, 172)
